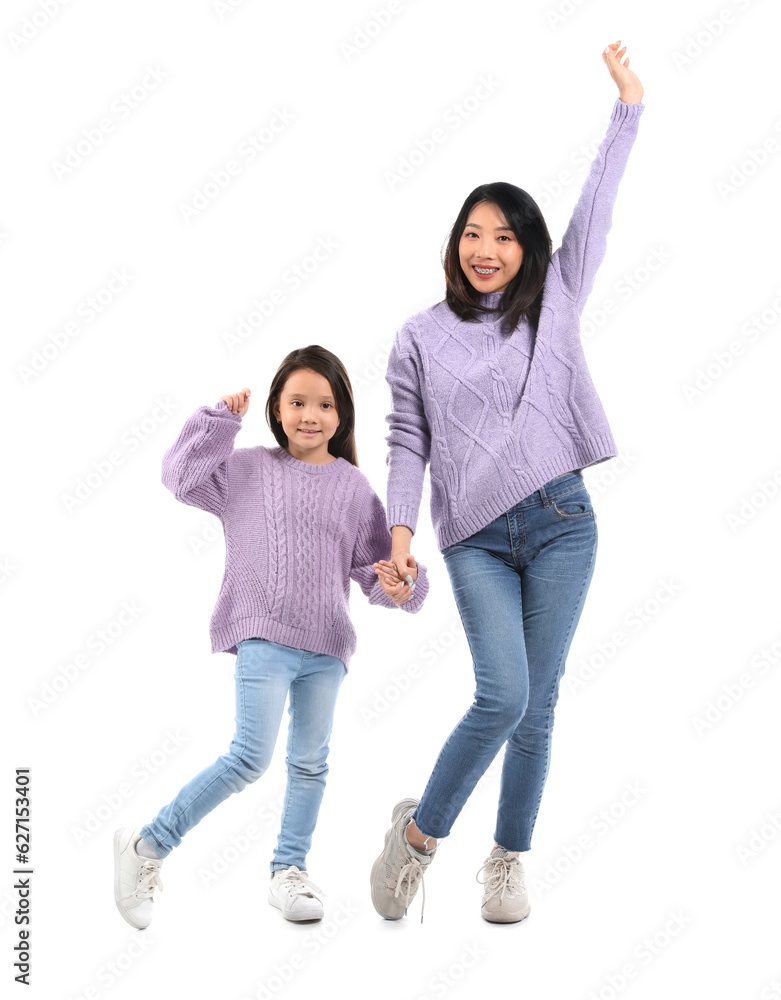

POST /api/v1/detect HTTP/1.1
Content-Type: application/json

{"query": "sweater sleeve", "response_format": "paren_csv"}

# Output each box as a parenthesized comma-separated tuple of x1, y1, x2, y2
(161, 400, 243, 517)
(549, 98, 645, 316)
(384, 322, 431, 536)
(350, 486, 429, 614)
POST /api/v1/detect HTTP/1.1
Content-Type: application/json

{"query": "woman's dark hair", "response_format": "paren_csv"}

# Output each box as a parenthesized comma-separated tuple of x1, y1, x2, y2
(442, 182, 553, 336)
(265, 345, 358, 466)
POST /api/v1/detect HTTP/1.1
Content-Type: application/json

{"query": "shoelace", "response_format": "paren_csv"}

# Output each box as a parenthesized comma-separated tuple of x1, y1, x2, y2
(476, 855, 525, 904)
(393, 855, 427, 923)
(134, 860, 164, 900)
(277, 868, 324, 898)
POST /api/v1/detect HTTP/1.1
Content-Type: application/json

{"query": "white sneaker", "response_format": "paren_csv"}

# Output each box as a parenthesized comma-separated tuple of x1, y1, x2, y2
(268, 866, 324, 921)
(114, 827, 164, 929)
(477, 846, 531, 923)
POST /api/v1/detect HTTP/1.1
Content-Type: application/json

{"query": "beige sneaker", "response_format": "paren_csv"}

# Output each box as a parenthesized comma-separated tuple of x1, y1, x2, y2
(477, 846, 531, 923)
(114, 826, 164, 929)
(370, 798, 434, 921)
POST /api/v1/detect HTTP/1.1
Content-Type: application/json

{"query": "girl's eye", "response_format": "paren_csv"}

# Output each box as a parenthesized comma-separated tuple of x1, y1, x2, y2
(322, 403, 333, 410)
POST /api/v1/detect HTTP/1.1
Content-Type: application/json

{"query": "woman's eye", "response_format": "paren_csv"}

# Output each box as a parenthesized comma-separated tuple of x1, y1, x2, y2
(322, 403, 333, 409)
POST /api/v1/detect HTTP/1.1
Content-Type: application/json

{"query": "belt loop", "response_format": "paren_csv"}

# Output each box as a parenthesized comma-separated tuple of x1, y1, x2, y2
(538, 483, 549, 506)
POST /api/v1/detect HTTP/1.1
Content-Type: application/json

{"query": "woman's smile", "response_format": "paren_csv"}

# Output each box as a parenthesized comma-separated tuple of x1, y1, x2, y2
(471, 264, 500, 280)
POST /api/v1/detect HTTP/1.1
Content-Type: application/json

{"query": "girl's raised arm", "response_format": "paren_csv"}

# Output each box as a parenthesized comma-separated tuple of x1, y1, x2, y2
(161, 399, 243, 517)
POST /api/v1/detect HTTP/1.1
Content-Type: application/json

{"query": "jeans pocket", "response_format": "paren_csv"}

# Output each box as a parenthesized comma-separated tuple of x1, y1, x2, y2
(550, 487, 594, 519)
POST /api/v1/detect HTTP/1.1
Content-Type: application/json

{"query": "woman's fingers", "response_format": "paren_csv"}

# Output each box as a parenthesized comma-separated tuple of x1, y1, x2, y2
(391, 553, 412, 581)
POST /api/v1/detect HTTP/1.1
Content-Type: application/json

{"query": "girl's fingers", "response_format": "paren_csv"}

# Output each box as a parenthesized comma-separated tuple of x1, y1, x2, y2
(382, 577, 412, 603)
(374, 560, 402, 579)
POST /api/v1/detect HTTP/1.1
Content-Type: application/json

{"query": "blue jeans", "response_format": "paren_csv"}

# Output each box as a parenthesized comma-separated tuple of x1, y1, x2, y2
(413, 471, 598, 853)
(141, 638, 345, 872)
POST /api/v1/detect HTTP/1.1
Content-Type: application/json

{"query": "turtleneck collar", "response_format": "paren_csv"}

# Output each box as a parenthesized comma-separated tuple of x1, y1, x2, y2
(473, 290, 504, 323)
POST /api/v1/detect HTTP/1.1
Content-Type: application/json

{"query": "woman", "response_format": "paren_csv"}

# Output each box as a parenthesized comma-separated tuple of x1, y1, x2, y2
(370, 40, 645, 924)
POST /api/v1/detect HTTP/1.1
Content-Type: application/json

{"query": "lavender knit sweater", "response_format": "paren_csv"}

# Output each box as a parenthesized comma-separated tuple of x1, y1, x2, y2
(162, 401, 429, 668)
(385, 98, 645, 550)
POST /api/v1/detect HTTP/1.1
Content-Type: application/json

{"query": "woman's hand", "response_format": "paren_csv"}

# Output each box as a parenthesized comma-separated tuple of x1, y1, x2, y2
(220, 388, 251, 416)
(603, 40, 644, 104)
(388, 525, 419, 590)
(373, 559, 416, 605)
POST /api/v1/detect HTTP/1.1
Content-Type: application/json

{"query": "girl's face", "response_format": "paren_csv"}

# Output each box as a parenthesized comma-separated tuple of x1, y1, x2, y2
(459, 201, 524, 294)
(273, 368, 339, 465)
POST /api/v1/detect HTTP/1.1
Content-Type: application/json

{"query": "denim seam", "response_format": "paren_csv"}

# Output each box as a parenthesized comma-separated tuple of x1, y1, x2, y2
(550, 496, 594, 519)
(538, 484, 590, 506)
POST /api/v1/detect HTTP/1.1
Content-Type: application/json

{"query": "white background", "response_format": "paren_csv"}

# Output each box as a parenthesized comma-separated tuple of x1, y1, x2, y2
(3, 1, 781, 998)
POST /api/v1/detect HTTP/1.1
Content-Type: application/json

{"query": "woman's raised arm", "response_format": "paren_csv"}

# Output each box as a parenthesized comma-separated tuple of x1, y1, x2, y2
(548, 42, 645, 315)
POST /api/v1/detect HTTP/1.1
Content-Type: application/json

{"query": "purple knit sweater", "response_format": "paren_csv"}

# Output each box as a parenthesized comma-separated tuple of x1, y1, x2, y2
(385, 98, 645, 550)
(161, 400, 429, 668)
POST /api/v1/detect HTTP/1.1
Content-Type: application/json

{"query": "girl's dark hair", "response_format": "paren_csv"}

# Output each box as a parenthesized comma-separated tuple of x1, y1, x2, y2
(442, 182, 553, 336)
(265, 345, 358, 467)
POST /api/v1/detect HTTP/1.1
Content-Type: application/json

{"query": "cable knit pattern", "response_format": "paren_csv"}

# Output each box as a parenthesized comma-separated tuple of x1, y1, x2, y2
(161, 401, 429, 669)
(385, 97, 645, 551)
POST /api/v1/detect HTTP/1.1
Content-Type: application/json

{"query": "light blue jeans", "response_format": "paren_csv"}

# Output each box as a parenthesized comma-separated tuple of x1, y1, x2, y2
(413, 471, 598, 853)
(141, 638, 345, 872)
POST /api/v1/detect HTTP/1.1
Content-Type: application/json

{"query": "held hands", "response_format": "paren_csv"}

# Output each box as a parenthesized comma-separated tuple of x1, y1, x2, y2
(220, 387, 252, 416)
(603, 40, 644, 104)
(373, 555, 418, 606)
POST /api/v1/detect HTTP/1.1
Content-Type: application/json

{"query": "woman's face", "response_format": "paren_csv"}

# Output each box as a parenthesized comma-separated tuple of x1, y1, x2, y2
(459, 201, 523, 293)
(273, 368, 339, 464)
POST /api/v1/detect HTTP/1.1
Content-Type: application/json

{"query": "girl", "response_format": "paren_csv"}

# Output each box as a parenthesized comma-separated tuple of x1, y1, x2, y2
(370, 42, 645, 923)
(114, 345, 428, 929)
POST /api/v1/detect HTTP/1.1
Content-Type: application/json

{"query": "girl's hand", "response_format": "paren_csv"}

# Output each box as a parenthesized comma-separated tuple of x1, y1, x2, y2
(373, 560, 415, 605)
(220, 387, 251, 416)
(603, 40, 644, 104)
